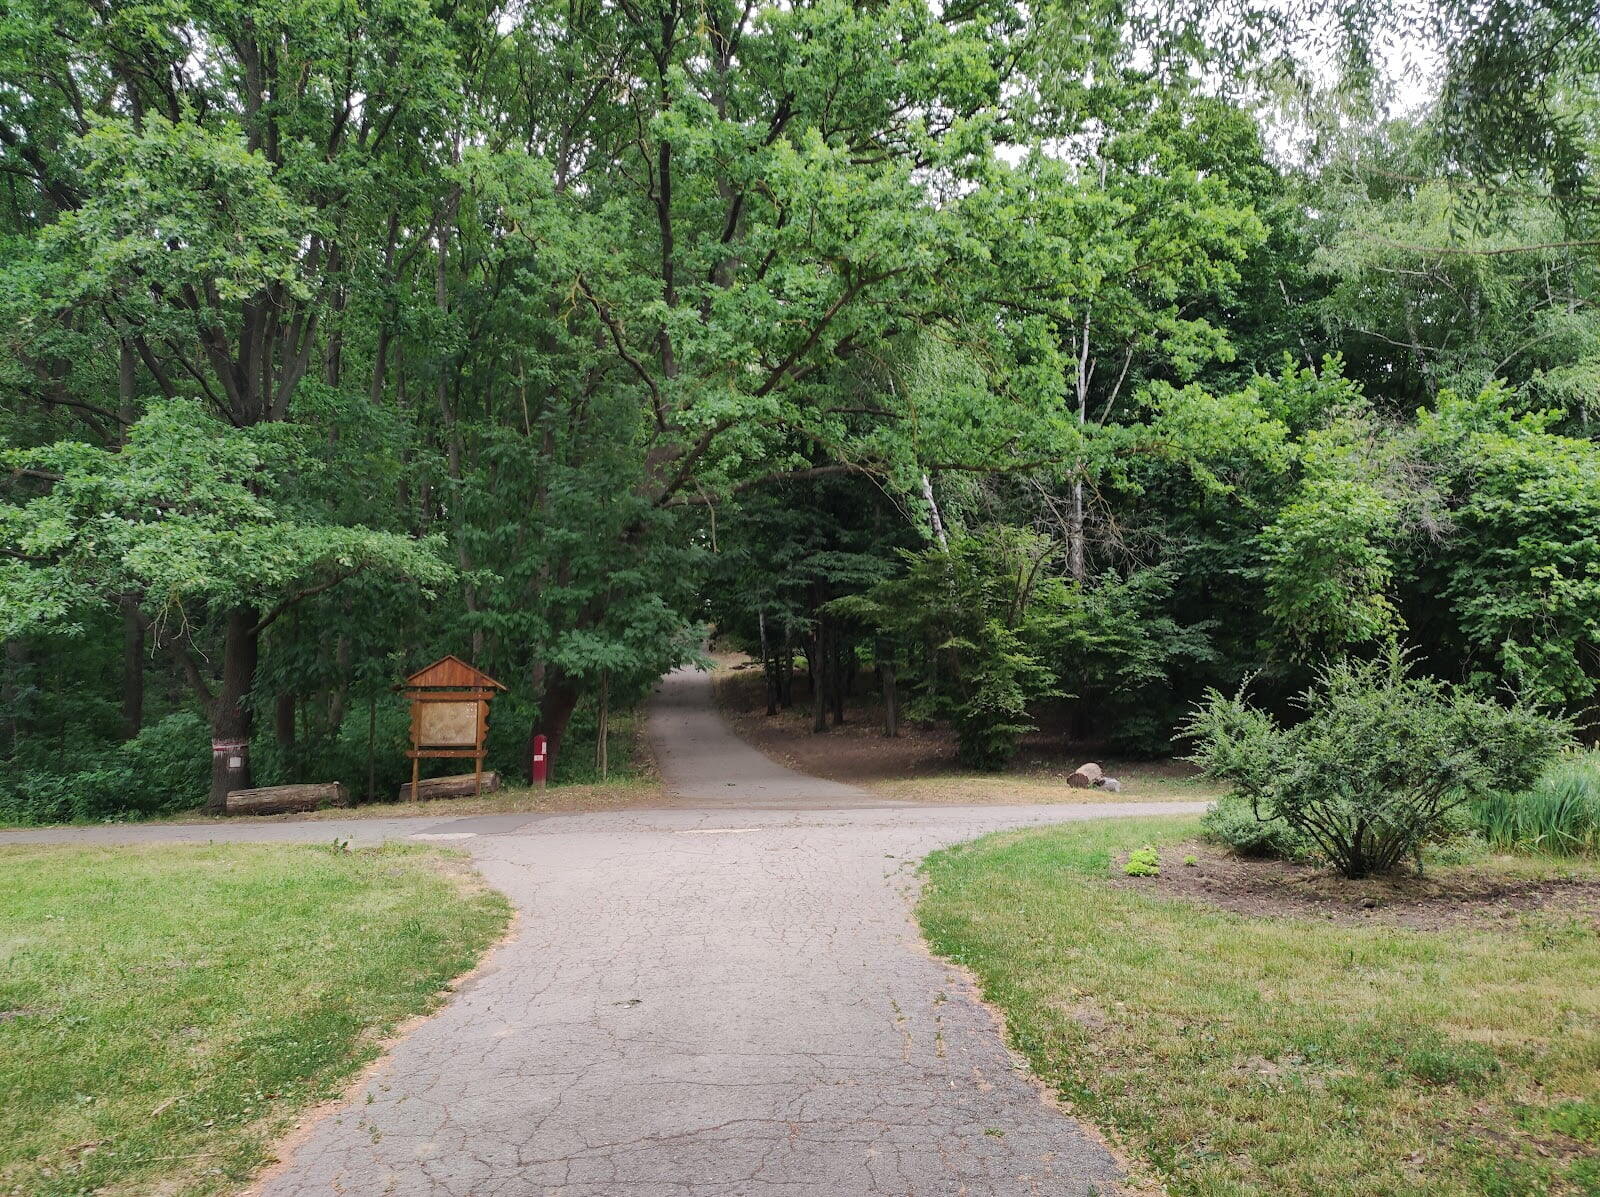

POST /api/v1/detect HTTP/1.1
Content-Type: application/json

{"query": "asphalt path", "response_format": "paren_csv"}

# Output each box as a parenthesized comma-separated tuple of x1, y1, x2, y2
(8, 666, 1206, 1195)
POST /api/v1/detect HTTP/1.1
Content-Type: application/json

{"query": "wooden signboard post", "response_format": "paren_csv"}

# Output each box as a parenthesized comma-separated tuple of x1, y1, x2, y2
(398, 656, 507, 799)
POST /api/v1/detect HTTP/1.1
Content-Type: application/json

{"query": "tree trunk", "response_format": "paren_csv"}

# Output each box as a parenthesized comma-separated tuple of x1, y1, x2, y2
(882, 659, 898, 738)
(208, 606, 260, 811)
(829, 629, 845, 726)
(226, 782, 348, 815)
(810, 625, 827, 733)
(921, 473, 948, 548)
(1069, 311, 1091, 584)
(120, 599, 145, 741)
(398, 772, 501, 802)
(366, 692, 378, 802)
(759, 610, 778, 716)
(274, 692, 296, 748)
(535, 675, 581, 783)
(595, 672, 610, 780)
(329, 634, 351, 731)
(1068, 475, 1086, 583)
(2, 640, 25, 759)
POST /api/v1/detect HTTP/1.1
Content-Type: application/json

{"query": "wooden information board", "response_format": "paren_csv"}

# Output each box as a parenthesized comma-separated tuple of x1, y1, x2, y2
(397, 656, 507, 798)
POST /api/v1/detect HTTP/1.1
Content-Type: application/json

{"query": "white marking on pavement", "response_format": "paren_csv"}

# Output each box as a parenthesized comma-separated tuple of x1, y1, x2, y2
(676, 827, 760, 835)
(409, 832, 478, 840)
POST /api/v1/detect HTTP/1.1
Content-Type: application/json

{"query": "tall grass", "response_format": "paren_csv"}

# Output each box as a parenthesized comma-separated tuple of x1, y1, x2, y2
(1477, 751, 1600, 853)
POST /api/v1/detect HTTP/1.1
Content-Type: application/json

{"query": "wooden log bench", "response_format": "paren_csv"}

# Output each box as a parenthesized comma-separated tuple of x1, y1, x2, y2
(224, 782, 350, 816)
(397, 772, 502, 803)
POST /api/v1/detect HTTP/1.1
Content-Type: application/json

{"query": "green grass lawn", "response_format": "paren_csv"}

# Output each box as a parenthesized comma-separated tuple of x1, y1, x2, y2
(918, 816, 1600, 1196)
(0, 841, 511, 1196)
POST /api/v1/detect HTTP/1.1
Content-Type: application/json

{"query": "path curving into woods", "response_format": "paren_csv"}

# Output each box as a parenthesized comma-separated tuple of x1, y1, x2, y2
(9, 670, 1207, 1196)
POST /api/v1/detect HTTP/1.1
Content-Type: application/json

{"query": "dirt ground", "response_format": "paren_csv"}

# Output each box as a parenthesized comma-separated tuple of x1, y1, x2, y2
(1112, 839, 1600, 932)
(711, 657, 1221, 805)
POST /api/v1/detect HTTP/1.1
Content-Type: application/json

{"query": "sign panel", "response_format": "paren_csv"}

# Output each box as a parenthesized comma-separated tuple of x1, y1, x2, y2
(416, 700, 480, 747)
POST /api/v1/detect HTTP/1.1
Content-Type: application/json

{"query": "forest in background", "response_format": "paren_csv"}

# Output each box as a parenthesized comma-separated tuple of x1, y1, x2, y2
(2, 0, 1598, 818)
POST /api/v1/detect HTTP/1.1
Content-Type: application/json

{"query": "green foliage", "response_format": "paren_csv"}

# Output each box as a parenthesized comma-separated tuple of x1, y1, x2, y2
(1201, 791, 1318, 861)
(1262, 475, 1400, 651)
(1030, 566, 1216, 751)
(1185, 648, 1571, 878)
(835, 529, 1060, 769)
(2, 0, 1600, 819)
(946, 619, 1055, 771)
(1420, 391, 1600, 706)
(0, 401, 451, 636)
(1476, 752, 1600, 854)
(251, 700, 412, 802)
(0, 713, 208, 825)
(1123, 845, 1161, 876)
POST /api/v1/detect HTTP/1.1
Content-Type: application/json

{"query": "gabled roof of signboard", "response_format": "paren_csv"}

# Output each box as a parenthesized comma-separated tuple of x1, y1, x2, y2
(401, 655, 507, 691)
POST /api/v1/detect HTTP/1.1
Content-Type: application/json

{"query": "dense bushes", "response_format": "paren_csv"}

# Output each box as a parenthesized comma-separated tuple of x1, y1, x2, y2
(0, 712, 210, 825)
(1201, 792, 1317, 860)
(1205, 743, 1600, 866)
(831, 530, 1061, 770)
(836, 531, 1210, 769)
(1185, 649, 1568, 877)
(251, 699, 414, 801)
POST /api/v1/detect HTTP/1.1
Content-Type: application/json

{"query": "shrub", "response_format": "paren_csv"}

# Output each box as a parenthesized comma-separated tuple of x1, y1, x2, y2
(0, 712, 209, 825)
(252, 698, 412, 800)
(948, 622, 1052, 771)
(1183, 648, 1570, 878)
(1201, 792, 1318, 861)
(1477, 752, 1600, 854)
(119, 712, 211, 813)
(829, 530, 1060, 772)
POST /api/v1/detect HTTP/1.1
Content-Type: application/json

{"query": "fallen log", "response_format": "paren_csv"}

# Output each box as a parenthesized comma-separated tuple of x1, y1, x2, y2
(1066, 762, 1104, 789)
(225, 783, 349, 816)
(397, 772, 502, 802)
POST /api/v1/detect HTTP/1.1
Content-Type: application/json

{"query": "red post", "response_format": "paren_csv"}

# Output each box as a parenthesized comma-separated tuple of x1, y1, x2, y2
(529, 734, 548, 788)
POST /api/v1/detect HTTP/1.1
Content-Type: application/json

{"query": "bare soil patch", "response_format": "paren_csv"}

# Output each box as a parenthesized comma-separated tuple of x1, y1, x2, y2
(1112, 839, 1600, 932)
(712, 657, 1217, 805)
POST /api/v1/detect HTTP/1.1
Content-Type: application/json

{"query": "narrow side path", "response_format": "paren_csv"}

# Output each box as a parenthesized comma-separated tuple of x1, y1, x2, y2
(646, 665, 895, 808)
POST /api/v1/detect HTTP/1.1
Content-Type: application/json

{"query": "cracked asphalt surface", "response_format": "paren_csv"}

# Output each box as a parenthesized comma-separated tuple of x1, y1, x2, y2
(5, 667, 1207, 1195)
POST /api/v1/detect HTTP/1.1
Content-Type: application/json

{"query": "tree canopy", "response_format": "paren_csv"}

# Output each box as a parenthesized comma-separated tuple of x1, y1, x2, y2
(2, 0, 1598, 814)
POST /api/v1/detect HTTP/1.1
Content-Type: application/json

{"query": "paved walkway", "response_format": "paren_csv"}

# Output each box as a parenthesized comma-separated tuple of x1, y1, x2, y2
(646, 666, 892, 808)
(7, 669, 1207, 1195)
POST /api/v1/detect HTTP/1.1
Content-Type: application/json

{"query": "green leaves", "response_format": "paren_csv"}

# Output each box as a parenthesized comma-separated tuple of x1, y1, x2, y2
(1185, 647, 1570, 877)
(1264, 475, 1401, 650)
(837, 528, 1063, 768)
(0, 401, 450, 637)
(28, 116, 315, 313)
(1424, 392, 1600, 705)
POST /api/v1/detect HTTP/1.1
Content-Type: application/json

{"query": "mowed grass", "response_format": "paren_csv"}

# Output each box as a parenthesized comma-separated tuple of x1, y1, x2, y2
(0, 841, 511, 1196)
(917, 816, 1600, 1196)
